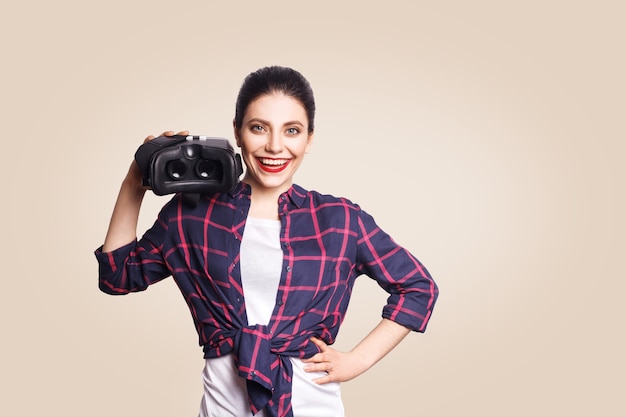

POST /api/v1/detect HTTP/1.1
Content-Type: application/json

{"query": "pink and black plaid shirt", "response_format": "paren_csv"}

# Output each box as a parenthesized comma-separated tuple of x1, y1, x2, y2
(96, 182, 438, 417)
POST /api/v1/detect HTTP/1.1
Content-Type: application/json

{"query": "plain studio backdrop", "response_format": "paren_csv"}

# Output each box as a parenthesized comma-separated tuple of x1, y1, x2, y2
(1, 1, 623, 416)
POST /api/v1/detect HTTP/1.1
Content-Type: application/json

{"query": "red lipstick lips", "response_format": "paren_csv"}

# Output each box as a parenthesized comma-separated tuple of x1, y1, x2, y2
(256, 157, 291, 173)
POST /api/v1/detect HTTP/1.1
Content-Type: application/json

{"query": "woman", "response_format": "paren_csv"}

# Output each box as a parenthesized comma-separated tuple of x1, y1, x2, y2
(96, 66, 438, 417)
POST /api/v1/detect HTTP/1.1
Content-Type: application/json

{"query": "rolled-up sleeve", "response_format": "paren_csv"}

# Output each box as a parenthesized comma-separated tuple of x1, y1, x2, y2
(95, 206, 172, 295)
(355, 209, 438, 332)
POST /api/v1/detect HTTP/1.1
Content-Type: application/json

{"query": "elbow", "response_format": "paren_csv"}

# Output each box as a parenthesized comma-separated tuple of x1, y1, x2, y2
(98, 279, 131, 295)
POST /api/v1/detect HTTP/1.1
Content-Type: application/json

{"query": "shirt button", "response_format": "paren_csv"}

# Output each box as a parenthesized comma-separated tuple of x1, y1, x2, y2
(286, 266, 291, 272)
(251, 370, 256, 376)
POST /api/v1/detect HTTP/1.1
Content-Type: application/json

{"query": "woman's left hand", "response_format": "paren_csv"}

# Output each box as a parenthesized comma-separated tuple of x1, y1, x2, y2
(301, 319, 411, 385)
(301, 337, 367, 384)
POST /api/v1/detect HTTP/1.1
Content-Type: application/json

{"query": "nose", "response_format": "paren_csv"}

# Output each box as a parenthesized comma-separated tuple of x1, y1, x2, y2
(265, 131, 284, 154)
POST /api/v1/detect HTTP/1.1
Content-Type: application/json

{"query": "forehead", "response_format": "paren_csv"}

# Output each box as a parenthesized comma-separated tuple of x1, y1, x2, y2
(244, 93, 308, 124)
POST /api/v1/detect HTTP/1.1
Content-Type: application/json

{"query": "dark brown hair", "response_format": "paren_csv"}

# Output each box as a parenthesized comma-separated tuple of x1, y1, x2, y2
(234, 66, 316, 133)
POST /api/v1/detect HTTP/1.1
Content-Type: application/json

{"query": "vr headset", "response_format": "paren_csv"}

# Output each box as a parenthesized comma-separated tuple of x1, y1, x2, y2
(134, 135, 243, 205)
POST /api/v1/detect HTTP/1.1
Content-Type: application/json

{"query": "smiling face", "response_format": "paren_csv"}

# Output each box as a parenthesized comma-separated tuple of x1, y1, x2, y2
(234, 92, 313, 196)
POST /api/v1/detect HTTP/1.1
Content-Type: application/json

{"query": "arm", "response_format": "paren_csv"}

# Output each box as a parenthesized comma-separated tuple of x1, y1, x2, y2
(102, 131, 187, 252)
(96, 131, 188, 294)
(102, 161, 146, 252)
(303, 318, 410, 384)
(303, 207, 438, 384)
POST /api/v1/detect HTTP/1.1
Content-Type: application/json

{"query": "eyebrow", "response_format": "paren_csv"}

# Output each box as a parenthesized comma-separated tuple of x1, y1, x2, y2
(246, 118, 305, 128)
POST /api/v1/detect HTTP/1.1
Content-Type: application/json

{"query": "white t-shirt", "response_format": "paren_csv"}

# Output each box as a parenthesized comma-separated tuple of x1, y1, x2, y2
(199, 217, 344, 417)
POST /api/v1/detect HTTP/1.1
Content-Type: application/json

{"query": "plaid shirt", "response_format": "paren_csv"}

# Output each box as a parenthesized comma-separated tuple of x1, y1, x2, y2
(95, 182, 438, 417)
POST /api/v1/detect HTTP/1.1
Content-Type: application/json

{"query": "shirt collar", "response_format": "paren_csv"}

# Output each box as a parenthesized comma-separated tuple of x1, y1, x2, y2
(285, 184, 307, 208)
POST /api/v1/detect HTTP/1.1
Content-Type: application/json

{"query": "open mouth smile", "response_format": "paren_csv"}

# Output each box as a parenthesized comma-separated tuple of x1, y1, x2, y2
(256, 157, 291, 173)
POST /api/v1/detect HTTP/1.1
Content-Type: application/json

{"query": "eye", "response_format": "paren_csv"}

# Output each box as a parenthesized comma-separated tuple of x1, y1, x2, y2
(251, 125, 266, 133)
(286, 127, 300, 136)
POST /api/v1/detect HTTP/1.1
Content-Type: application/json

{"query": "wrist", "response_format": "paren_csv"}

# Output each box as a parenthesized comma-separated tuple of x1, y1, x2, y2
(349, 346, 378, 373)
(123, 164, 147, 196)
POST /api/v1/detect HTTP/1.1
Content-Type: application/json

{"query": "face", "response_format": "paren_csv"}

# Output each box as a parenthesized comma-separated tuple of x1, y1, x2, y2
(234, 93, 313, 195)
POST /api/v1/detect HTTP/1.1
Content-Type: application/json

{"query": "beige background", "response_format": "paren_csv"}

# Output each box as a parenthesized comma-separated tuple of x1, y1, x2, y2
(1, 1, 624, 416)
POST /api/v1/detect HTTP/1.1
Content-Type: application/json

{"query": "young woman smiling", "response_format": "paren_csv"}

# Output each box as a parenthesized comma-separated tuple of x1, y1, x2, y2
(234, 92, 313, 220)
(96, 66, 438, 417)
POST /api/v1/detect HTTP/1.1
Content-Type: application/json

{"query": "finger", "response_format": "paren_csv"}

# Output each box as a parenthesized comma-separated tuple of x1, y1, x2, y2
(303, 361, 332, 373)
(146, 130, 188, 144)
(312, 373, 334, 385)
(301, 337, 328, 364)
(309, 337, 328, 351)
(301, 352, 324, 364)
(162, 130, 189, 137)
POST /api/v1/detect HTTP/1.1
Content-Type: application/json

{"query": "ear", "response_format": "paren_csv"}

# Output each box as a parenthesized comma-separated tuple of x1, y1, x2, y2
(233, 120, 241, 147)
(305, 131, 314, 154)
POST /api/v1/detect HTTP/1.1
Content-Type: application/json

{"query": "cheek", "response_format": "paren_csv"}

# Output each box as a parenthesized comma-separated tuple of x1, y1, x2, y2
(239, 135, 259, 153)
(295, 141, 311, 156)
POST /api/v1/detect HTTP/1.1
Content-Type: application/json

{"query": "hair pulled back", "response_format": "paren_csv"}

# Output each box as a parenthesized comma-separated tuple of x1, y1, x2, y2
(234, 66, 316, 133)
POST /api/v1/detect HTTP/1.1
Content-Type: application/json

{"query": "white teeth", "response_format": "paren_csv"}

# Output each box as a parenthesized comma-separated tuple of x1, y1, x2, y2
(260, 158, 288, 166)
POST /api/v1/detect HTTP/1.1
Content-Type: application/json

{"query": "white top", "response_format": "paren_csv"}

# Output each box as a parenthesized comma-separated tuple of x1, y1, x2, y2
(198, 217, 344, 417)
(240, 217, 283, 325)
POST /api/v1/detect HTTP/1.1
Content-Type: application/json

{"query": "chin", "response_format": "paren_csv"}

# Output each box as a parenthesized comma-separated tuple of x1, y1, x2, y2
(261, 180, 291, 191)
(253, 173, 291, 190)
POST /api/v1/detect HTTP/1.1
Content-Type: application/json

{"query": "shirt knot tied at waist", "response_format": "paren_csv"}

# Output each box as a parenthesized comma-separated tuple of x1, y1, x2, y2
(204, 324, 317, 417)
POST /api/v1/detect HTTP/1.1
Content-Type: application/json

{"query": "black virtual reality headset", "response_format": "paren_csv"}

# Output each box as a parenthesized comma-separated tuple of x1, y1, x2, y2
(134, 135, 243, 204)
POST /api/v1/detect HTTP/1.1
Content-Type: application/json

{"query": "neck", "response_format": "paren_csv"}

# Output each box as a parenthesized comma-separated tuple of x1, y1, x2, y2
(243, 179, 290, 220)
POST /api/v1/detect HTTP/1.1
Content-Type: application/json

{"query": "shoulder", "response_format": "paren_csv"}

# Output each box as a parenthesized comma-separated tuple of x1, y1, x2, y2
(290, 185, 384, 241)
(292, 184, 361, 211)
